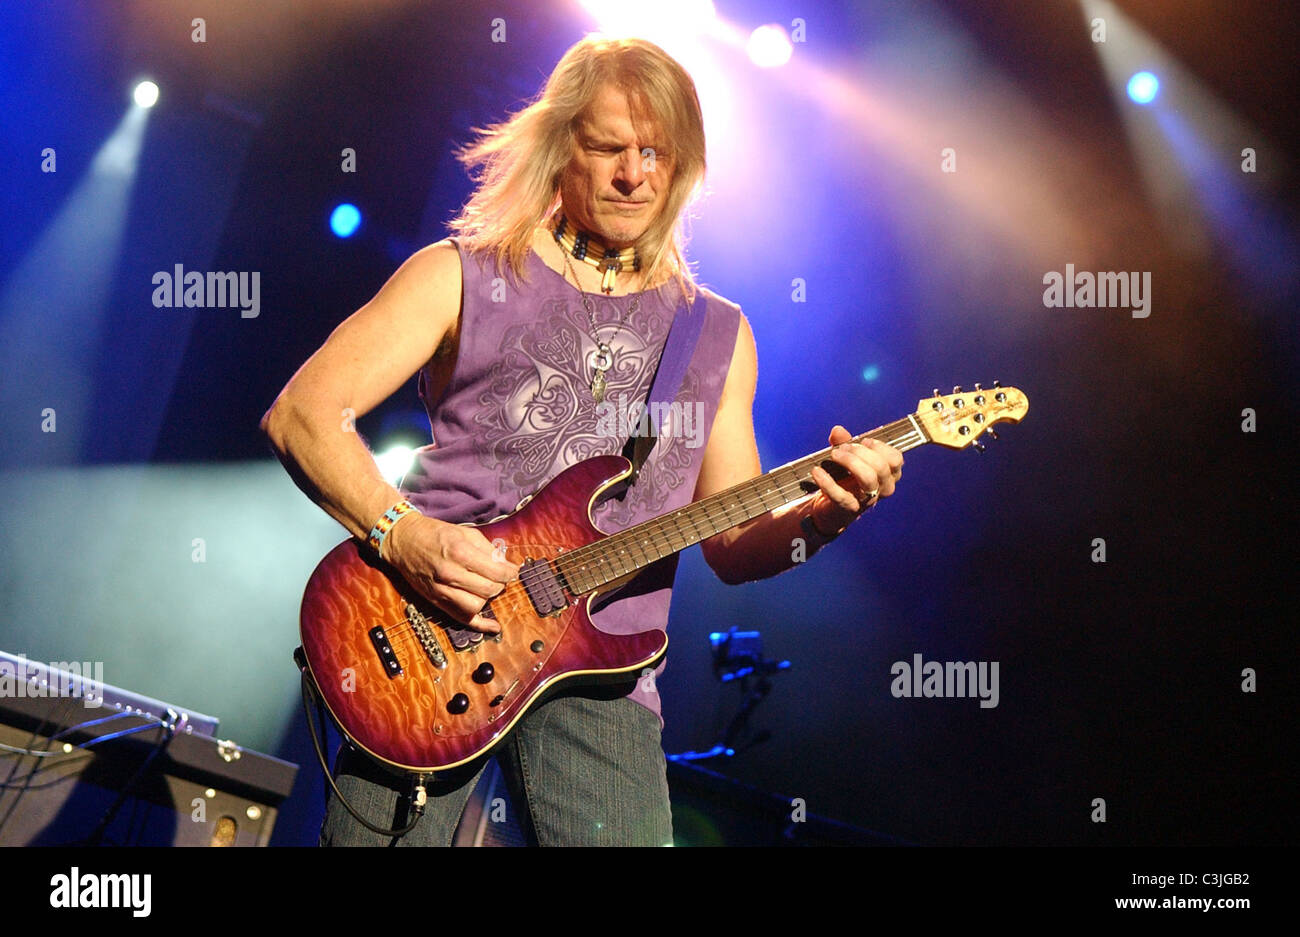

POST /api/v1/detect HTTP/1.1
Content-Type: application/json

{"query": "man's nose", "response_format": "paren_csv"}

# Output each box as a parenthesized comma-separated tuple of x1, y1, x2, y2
(612, 148, 647, 194)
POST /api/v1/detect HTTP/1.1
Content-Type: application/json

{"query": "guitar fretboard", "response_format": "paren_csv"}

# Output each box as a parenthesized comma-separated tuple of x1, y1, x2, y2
(555, 415, 931, 595)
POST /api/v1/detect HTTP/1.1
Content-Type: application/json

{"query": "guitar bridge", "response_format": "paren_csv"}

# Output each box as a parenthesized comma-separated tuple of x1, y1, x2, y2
(404, 602, 448, 669)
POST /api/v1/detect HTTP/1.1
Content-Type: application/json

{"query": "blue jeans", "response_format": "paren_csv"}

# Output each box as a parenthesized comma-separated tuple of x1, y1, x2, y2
(319, 688, 673, 846)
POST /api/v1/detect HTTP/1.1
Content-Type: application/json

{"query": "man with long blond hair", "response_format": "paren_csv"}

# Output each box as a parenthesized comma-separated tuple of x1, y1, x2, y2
(263, 36, 903, 846)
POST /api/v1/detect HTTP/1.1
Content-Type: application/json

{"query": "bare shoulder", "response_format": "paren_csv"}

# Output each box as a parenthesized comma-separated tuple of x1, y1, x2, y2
(709, 293, 755, 395)
(384, 238, 462, 307)
(353, 239, 464, 343)
(400, 237, 461, 275)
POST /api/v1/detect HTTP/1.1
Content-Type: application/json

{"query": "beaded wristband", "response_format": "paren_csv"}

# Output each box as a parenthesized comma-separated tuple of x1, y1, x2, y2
(366, 499, 418, 557)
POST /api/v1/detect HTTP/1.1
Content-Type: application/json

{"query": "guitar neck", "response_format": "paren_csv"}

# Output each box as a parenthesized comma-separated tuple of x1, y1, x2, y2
(556, 414, 932, 596)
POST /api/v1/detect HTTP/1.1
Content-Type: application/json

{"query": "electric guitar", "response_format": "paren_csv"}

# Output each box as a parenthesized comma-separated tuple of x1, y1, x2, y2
(299, 384, 1028, 774)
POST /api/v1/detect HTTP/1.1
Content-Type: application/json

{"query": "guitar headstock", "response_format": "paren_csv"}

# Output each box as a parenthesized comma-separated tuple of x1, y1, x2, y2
(915, 383, 1028, 451)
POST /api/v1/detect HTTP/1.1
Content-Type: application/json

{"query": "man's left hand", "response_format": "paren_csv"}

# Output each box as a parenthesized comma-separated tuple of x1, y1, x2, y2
(808, 424, 904, 535)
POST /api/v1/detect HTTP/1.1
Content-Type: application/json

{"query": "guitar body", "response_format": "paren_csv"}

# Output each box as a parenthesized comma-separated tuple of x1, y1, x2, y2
(299, 455, 667, 774)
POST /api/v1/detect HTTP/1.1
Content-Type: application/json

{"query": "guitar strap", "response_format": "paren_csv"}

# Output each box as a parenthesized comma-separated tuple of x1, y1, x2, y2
(619, 288, 709, 486)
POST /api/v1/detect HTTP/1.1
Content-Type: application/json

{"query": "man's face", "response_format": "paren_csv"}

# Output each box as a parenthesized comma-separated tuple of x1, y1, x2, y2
(558, 85, 674, 249)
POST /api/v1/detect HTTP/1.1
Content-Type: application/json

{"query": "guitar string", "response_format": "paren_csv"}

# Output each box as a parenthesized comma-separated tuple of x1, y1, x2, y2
(441, 420, 923, 601)
(556, 423, 920, 574)
(384, 424, 928, 651)
(531, 401, 994, 593)
(380, 423, 930, 666)
(383, 423, 924, 629)
(557, 425, 928, 592)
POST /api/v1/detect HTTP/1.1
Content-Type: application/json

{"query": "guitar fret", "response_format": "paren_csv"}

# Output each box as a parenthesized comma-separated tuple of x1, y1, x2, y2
(685, 507, 705, 542)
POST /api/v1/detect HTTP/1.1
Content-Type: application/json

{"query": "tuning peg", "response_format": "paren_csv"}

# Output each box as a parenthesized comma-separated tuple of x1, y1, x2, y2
(992, 380, 1001, 388)
(973, 382, 982, 390)
(986, 429, 999, 441)
(932, 388, 940, 397)
(972, 440, 986, 453)
(952, 385, 962, 394)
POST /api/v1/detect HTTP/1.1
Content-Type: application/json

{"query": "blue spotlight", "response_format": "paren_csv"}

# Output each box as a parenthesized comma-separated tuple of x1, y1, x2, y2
(1126, 71, 1159, 105)
(860, 364, 880, 382)
(330, 203, 362, 238)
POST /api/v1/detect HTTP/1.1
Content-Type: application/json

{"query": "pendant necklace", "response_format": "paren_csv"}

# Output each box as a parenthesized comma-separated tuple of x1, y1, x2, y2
(553, 218, 642, 405)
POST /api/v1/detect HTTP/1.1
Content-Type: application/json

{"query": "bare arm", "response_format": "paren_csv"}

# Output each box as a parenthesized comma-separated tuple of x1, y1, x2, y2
(260, 240, 518, 631)
(693, 312, 903, 585)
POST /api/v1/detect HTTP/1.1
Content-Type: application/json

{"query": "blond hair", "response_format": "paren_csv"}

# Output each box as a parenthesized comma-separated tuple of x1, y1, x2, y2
(448, 36, 706, 300)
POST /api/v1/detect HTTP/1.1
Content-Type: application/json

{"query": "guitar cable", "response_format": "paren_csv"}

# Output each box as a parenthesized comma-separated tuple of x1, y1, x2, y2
(299, 668, 427, 839)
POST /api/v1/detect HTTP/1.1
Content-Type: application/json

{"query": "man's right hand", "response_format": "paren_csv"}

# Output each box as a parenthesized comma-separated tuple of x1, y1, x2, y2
(384, 513, 521, 634)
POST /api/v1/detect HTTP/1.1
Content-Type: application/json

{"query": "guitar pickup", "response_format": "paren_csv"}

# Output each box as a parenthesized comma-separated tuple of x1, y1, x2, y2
(520, 558, 568, 617)
(368, 626, 403, 679)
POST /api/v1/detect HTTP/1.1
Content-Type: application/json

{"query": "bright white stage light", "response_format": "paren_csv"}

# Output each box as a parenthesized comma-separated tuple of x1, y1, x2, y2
(133, 80, 160, 109)
(374, 446, 415, 485)
(747, 24, 792, 68)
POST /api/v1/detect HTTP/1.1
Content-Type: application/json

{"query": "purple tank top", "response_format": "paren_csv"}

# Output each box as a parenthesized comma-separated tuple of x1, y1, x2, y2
(399, 239, 741, 722)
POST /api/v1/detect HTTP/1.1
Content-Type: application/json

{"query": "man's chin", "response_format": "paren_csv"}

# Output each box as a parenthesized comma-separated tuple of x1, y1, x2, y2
(595, 222, 651, 250)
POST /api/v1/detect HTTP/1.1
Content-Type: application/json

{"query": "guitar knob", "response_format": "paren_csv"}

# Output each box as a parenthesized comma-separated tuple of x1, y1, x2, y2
(473, 662, 495, 684)
(447, 693, 470, 715)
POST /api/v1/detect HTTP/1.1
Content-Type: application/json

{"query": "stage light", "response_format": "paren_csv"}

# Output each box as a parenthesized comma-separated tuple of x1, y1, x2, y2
(747, 25, 792, 68)
(860, 364, 880, 382)
(2, 105, 147, 463)
(374, 445, 415, 484)
(330, 203, 362, 238)
(1126, 71, 1159, 104)
(132, 80, 160, 109)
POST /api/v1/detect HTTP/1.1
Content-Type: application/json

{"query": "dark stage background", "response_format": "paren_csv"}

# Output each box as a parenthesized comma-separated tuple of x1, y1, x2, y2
(1, 0, 1295, 847)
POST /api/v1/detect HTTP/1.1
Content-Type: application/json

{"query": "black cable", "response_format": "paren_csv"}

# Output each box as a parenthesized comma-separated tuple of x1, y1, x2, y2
(316, 693, 331, 816)
(300, 669, 425, 839)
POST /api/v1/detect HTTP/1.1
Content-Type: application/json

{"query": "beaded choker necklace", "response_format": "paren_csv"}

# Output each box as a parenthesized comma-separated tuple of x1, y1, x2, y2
(552, 213, 641, 294)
